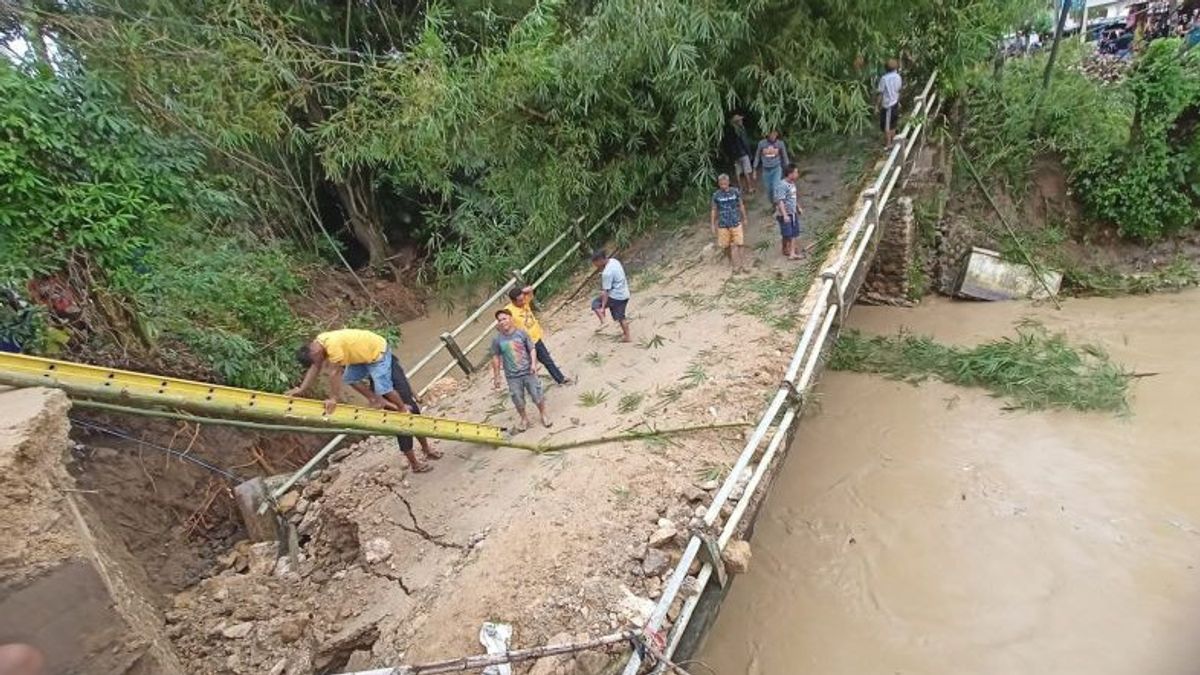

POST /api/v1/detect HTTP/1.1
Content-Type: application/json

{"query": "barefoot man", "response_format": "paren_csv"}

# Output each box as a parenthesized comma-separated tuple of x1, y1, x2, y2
(288, 328, 441, 473)
(711, 173, 749, 274)
(491, 309, 552, 431)
(774, 163, 806, 260)
(590, 249, 632, 343)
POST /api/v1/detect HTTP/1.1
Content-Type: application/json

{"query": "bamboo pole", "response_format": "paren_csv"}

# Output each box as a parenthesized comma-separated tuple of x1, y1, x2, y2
(71, 399, 745, 457)
(534, 422, 750, 453)
(336, 629, 694, 675)
(72, 400, 373, 436)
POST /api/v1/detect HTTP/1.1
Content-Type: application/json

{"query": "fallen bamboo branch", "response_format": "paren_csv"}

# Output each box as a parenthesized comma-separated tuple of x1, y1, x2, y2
(535, 421, 750, 453)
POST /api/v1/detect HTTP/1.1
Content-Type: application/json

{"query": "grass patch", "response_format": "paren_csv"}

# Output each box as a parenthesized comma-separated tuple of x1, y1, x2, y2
(725, 267, 811, 331)
(829, 321, 1131, 413)
(579, 390, 610, 407)
(617, 391, 644, 414)
(680, 362, 708, 388)
(584, 351, 605, 367)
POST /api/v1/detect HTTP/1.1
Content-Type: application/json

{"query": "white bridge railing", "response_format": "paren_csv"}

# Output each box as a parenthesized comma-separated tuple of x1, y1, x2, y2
(622, 70, 941, 674)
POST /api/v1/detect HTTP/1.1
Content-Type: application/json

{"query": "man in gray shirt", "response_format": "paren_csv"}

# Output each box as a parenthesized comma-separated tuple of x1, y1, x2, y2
(590, 249, 631, 343)
(754, 130, 790, 204)
(878, 59, 903, 148)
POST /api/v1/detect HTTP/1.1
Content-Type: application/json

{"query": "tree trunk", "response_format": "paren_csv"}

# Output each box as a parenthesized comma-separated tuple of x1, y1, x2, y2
(303, 95, 393, 270)
(1042, 0, 1073, 91)
(334, 168, 392, 270)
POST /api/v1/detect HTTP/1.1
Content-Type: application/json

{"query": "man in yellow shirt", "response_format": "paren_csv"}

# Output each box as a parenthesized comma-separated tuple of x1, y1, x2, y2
(504, 286, 570, 385)
(287, 328, 441, 473)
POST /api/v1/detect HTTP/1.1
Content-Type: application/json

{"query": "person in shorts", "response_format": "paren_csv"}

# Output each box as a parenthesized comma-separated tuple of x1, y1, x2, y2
(288, 328, 442, 472)
(877, 59, 903, 148)
(590, 250, 631, 343)
(724, 113, 756, 195)
(710, 173, 749, 274)
(490, 309, 551, 431)
(774, 163, 805, 260)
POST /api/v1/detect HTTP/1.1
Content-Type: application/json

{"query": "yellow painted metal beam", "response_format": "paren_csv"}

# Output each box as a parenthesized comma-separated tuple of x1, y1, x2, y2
(0, 352, 512, 447)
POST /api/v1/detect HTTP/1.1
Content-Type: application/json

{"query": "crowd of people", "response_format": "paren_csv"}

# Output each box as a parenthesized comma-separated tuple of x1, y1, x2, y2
(287, 59, 905, 459)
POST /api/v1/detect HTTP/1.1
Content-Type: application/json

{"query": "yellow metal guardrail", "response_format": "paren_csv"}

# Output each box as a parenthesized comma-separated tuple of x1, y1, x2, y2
(0, 352, 508, 447)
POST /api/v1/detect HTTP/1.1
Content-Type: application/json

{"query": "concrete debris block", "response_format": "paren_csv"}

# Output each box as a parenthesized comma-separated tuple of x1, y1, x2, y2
(680, 484, 705, 503)
(277, 491, 300, 513)
(267, 658, 288, 675)
(722, 540, 752, 575)
(647, 521, 677, 548)
(617, 587, 655, 627)
(302, 481, 324, 499)
(641, 549, 671, 577)
(479, 622, 513, 675)
(363, 538, 393, 565)
(955, 247, 1062, 301)
(696, 479, 720, 491)
(247, 542, 279, 576)
(221, 622, 255, 640)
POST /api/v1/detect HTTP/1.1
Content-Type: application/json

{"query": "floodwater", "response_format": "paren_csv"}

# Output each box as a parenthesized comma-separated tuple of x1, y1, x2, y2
(697, 291, 1200, 675)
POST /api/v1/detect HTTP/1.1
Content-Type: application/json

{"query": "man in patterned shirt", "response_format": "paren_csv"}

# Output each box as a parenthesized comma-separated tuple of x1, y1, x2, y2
(710, 173, 749, 274)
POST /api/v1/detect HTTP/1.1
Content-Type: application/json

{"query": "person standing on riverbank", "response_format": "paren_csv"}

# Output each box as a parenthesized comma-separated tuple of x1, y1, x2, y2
(754, 130, 790, 205)
(711, 173, 749, 274)
(724, 113, 757, 195)
(491, 309, 552, 431)
(878, 59, 903, 148)
(590, 250, 632, 343)
(774, 163, 805, 260)
(505, 285, 571, 386)
(288, 328, 441, 473)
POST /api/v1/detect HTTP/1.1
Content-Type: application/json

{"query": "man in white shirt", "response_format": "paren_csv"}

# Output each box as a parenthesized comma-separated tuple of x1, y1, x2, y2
(590, 250, 631, 343)
(877, 59, 903, 148)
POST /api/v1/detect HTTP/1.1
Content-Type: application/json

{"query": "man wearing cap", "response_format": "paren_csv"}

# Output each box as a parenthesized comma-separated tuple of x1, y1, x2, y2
(504, 285, 571, 386)
(724, 113, 757, 195)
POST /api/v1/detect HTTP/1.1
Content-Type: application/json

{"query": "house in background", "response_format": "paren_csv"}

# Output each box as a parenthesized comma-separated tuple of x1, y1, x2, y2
(1062, 0, 1133, 31)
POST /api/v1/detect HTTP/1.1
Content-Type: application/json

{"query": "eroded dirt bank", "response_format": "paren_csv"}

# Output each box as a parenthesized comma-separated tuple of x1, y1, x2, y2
(698, 291, 1200, 675)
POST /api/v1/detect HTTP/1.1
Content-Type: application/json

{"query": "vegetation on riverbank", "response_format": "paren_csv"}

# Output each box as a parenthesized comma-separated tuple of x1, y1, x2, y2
(830, 322, 1131, 413)
(961, 41, 1200, 241)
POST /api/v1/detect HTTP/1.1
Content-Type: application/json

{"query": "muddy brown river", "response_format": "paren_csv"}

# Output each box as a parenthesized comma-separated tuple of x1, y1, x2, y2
(697, 291, 1200, 675)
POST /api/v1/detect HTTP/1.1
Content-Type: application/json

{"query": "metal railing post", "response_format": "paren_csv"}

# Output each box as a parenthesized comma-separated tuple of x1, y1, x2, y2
(440, 332, 474, 375)
(862, 187, 880, 227)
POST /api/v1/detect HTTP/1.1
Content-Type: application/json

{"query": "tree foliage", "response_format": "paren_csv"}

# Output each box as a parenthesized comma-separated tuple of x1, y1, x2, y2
(24, 0, 1037, 282)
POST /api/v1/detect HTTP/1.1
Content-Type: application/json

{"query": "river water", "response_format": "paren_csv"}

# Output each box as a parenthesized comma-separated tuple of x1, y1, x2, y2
(697, 291, 1200, 675)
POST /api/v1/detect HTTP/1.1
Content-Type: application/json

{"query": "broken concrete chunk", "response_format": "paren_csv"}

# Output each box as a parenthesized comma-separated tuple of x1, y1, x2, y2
(955, 247, 1062, 301)
(722, 539, 752, 575)
(221, 621, 255, 639)
(648, 521, 676, 547)
(641, 549, 671, 577)
(363, 537, 393, 565)
(277, 491, 300, 512)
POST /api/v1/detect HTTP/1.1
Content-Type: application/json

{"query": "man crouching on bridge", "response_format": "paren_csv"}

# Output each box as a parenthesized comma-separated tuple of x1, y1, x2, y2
(288, 328, 442, 473)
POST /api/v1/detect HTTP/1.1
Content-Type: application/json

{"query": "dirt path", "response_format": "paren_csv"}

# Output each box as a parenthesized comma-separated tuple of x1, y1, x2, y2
(166, 145, 868, 674)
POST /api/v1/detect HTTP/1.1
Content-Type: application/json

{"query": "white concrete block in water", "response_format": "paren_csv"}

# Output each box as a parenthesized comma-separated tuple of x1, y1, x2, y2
(955, 247, 1062, 301)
